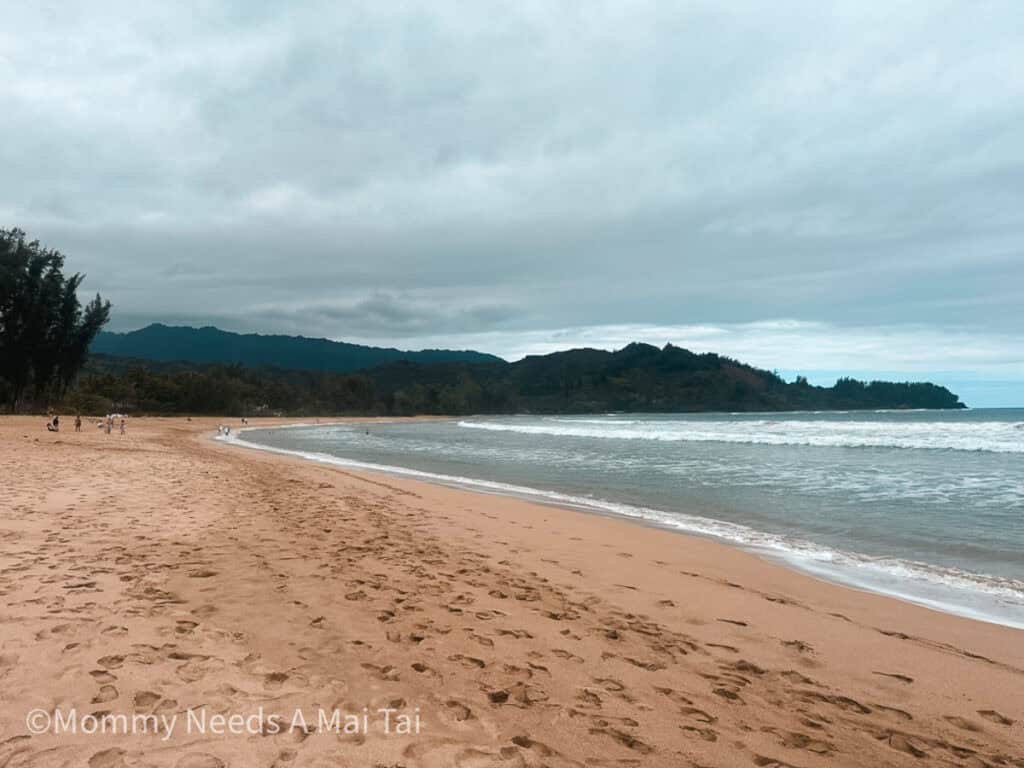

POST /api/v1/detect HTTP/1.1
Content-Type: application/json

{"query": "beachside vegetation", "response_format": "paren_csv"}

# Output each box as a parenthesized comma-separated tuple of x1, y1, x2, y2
(0, 228, 111, 411)
(68, 343, 965, 416)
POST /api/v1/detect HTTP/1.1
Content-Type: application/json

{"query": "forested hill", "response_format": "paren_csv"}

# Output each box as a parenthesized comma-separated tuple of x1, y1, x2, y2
(72, 341, 966, 415)
(364, 342, 964, 413)
(91, 323, 503, 372)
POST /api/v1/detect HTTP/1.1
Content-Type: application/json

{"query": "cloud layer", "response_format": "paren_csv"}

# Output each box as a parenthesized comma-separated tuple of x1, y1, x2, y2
(3, 2, 1022, 403)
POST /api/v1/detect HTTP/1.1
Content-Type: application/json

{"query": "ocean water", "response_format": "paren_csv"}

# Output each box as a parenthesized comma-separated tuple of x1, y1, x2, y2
(228, 409, 1024, 629)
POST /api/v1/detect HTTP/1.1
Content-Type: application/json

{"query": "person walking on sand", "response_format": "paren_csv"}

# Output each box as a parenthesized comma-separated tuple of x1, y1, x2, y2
(120, 418, 126, 435)
(75, 413, 82, 432)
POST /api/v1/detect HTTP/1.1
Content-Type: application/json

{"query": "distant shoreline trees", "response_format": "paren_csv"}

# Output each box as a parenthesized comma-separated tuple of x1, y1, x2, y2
(0, 228, 111, 411)
(70, 345, 965, 417)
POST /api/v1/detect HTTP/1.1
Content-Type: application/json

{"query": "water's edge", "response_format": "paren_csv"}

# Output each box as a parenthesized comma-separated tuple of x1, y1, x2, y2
(215, 424, 1024, 631)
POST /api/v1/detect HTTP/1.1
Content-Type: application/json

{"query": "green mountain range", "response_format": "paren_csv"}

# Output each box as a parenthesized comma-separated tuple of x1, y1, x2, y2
(91, 323, 503, 371)
(75, 327, 965, 415)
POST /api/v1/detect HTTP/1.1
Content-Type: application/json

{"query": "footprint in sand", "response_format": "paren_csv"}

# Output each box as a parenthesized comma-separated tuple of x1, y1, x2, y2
(495, 628, 533, 640)
(712, 687, 743, 703)
(88, 749, 126, 768)
(753, 755, 798, 768)
(448, 654, 486, 669)
(489, 682, 549, 707)
(781, 639, 813, 653)
(943, 715, 983, 732)
(768, 728, 833, 755)
(410, 662, 442, 678)
(886, 732, 929, 758)
(361, 663, 400, 681)
(800, 691, 871, 715)
(262, 672, 289, 690)
(873, 671, 914, 683)
(92, 685, 119, 703)
(707, 642, 739, 653)
(552, 649, 584, 663)
(134, 691, 161, 710)
(874, 704, 912, 722)
(592, 677, 627, 694)
(443, 699, 474, 722)
(467, 632, 495, 647)
(681, 706, 717, 725)
(977, 709, 1014, 726)
(681, 724, 718, 742)
(726, 659, 765, 676)
(588, 726, 653, 755)
(781, 670, 819, 686)
(653, 686, 694, 706)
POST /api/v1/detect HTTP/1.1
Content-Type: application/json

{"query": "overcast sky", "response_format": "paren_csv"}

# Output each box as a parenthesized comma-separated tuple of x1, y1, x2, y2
(3, 1, 1022, 405)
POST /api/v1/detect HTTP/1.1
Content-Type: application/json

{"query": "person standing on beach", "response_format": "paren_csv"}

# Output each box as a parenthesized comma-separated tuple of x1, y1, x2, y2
(74, 414, 82, 432)
(120, 418, 126, 435)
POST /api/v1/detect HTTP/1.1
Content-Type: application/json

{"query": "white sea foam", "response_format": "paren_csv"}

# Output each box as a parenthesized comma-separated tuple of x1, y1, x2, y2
(219, 428, 1024, 630)
(458, 418, 1024, 453)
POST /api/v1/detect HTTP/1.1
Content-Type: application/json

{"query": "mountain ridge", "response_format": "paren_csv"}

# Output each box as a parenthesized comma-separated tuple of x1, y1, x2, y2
(91, 323, 504, 372)
(76, 334, 966, 415)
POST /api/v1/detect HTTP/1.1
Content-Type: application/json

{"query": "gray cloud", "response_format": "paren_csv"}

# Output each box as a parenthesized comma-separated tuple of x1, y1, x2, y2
(255, 293, 521, 335)
(2, 1, 1023, 402)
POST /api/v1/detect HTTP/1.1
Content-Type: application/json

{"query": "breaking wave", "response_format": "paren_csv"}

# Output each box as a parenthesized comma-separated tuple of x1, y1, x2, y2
(458, 418, 1024, 453)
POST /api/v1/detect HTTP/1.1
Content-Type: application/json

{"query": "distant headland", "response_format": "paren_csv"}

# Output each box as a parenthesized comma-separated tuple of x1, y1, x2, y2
(75, 324, 966, 416)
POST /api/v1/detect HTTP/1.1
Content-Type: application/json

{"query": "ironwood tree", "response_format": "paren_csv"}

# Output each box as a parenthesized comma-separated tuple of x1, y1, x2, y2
(0, 228, 111, 410)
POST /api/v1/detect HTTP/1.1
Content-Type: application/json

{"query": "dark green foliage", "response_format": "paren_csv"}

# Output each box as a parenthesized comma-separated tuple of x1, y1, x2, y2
(74, 356, 378, 416)
(91, 323, 502, 372)
(71, 342, 965, 416)
(0, 228, 111, 410)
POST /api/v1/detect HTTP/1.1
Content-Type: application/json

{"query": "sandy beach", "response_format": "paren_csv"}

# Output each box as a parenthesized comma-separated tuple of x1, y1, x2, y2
(1, 416, 1021, 768)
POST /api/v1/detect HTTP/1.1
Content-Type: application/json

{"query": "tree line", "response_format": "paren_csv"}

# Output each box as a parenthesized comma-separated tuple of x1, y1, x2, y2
(68, 345, 964, 417)
(1, 228, 111, 411)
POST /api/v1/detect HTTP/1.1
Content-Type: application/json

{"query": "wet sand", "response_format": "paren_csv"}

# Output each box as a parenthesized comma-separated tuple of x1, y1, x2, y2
(1, 415, 1021, 767)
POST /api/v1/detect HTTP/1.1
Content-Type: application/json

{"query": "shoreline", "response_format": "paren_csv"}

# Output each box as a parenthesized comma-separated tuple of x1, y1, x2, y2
(3, 415, 1021, 766)
(206, 418, 1024, 652)
(225, 421, 1024, 631)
